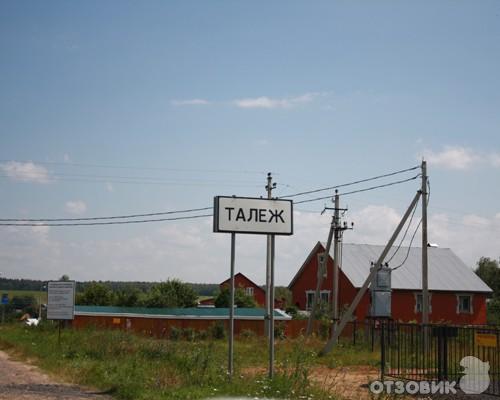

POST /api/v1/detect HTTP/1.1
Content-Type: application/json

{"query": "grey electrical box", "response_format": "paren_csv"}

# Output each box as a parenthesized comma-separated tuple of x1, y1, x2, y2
(375, 267, 391, 290)
(370, 265, 392, 317)
(371, 291, 391, 317)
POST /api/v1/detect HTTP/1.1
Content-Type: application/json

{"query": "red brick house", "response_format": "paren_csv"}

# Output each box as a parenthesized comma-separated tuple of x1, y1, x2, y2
(220, 272, 267, 307)
(289, 242, 492, 325)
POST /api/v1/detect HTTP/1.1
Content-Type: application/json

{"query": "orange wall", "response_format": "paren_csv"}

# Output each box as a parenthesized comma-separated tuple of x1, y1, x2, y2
(72, 315, 269, 337)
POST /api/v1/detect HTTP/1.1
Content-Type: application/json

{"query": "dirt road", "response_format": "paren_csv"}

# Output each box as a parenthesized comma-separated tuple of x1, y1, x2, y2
(0, 350, 112, 400)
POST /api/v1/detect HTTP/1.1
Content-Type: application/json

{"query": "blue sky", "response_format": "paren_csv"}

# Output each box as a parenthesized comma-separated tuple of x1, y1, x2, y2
(1, 1, 499, 284)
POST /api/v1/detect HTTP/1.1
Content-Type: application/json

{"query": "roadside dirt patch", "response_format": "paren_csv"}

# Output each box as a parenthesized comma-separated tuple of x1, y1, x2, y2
(309, 365, 379, 400)
(0, 350, 112, 400)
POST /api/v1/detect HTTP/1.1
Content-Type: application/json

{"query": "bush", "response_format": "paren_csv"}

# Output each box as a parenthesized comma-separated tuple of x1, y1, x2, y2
(169, 326, 181, 341)
(274, 321, 286, 339)
(209, 321, 225, 339)
(240, 329, 256, 339)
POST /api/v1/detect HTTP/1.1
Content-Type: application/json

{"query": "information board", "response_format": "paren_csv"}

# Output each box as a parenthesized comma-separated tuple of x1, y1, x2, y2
(47, 281, 75, 320)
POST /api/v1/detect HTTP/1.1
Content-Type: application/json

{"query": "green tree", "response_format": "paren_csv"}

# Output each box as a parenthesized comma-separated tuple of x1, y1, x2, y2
(475, 257, 500, 324)
(475, 257, 500, 294)
(142, 279, 197, 308)
(76, 282, 114, 306)
(214, 287, 257, 308)
(59, 274, 70, 281)
(114, 288, 142, 307)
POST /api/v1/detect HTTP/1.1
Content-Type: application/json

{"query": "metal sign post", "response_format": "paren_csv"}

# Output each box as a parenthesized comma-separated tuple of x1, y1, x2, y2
(213, 195, 293, 378)
(47, 281, 76, 346)
(228, 232, 235, 376)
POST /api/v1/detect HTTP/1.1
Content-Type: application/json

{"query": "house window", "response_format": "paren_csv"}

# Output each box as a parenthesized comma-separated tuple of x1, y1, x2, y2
(305, 290, 330, 310)
(245, 287, 254, 297)
(457, 294, 473, 314)
(414, 293, 432, 313)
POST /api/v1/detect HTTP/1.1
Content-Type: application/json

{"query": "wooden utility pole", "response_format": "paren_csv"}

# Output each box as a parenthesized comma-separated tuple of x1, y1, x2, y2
(421, 160, 429, 325)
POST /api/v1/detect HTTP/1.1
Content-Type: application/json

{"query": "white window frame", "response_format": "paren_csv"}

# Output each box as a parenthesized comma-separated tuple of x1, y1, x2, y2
(305, 290, 330, 310)
(456, 294, 473, 314)
(414, 292, 432, 314)
(245, 287, 254, 297)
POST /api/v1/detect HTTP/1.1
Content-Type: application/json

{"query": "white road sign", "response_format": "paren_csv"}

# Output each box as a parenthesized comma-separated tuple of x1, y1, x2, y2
(213, 196, 293, 235)
(47, 281, 75, 320)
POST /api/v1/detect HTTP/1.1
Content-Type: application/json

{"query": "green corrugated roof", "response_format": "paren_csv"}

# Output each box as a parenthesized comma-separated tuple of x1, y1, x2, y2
(75, 305, 290, 319)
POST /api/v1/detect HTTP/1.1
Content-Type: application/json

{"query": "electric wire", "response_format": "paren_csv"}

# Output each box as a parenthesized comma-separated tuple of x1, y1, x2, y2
(294, 175, 420, 204)
(391, 179, 430, 271)
(385, 199, 419, 264)
(0, 207, 213, 222)
(0, 167, 422, 227)
(390, 218, 423, 271)
(0, 214, 213, 227)
(0, 159, 268, 175)
(279, 165, 419, 199)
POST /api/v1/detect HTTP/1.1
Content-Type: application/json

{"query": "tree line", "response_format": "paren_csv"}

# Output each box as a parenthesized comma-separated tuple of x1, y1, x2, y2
(474, 256, 500, 325)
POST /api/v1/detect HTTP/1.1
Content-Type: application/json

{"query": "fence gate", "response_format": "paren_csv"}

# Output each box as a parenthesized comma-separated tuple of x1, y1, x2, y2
(381, 322, 500, 396)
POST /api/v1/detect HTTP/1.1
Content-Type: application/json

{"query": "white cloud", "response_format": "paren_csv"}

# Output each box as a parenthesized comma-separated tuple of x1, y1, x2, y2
(65, 200, 87, 215)
(106, 182, 114, 193)
(489, 153, 500, 167)
(234, 93, 319, 109)
(1, 204, 498, 283)
(421, 146, 500, 170)
(63, 154, 70, 162)
(171, 99, 210, 106)
(0, 161, 51, 183)
(422, 146, 479, 170)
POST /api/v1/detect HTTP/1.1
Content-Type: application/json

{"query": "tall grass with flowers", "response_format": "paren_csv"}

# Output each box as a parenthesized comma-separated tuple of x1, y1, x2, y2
(0, 323, 352, 400)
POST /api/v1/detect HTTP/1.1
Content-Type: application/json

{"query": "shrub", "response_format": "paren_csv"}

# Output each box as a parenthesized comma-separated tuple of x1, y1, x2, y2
(209, 321, 225, 339)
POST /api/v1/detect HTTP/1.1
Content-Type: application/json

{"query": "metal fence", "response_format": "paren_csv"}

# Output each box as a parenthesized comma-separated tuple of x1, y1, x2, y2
(381, 321, 500, 396)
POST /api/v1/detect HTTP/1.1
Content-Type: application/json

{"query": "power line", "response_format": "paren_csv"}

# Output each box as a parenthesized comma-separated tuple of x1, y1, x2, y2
(386, 199, 419, 264)
(0, 207, 213, 222)
(0, 167, 422, 227)
(0, 159, 268, 175)
(0, 213, 213, 227)
(391, 218, 423, 271)
(280, 165, 419, 199)
(294, 175, 420, 204)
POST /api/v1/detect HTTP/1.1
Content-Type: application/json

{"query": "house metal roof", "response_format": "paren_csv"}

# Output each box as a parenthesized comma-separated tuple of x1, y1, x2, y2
(289, 242, 492, 293)
(334, 243, 492, 292)
(75, 306, 291, 320)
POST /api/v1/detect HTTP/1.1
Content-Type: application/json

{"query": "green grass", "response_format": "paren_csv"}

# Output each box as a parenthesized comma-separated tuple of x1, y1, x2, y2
(0, 289, 47, 304)
(0, 323, 380, 400)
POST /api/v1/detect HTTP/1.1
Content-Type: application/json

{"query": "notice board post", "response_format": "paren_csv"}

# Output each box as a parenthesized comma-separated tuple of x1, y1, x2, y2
(47, 281, 76, 345)
(214, 196, 293, 378)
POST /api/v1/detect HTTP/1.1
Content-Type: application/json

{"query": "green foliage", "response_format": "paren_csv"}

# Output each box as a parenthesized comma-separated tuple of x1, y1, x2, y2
(487, 298, 500, 325)
(475, 257, 500, 294)
(274, 286, 292, 307)
(0, 324, 387, 399)
(474, 257, 500, 324)
(76, 282, 114, 306)
(208, 321, 226, 339)
(142, 279, 197, 308)
(114, 289, 142, 307)
(214, 287, 257, 308)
